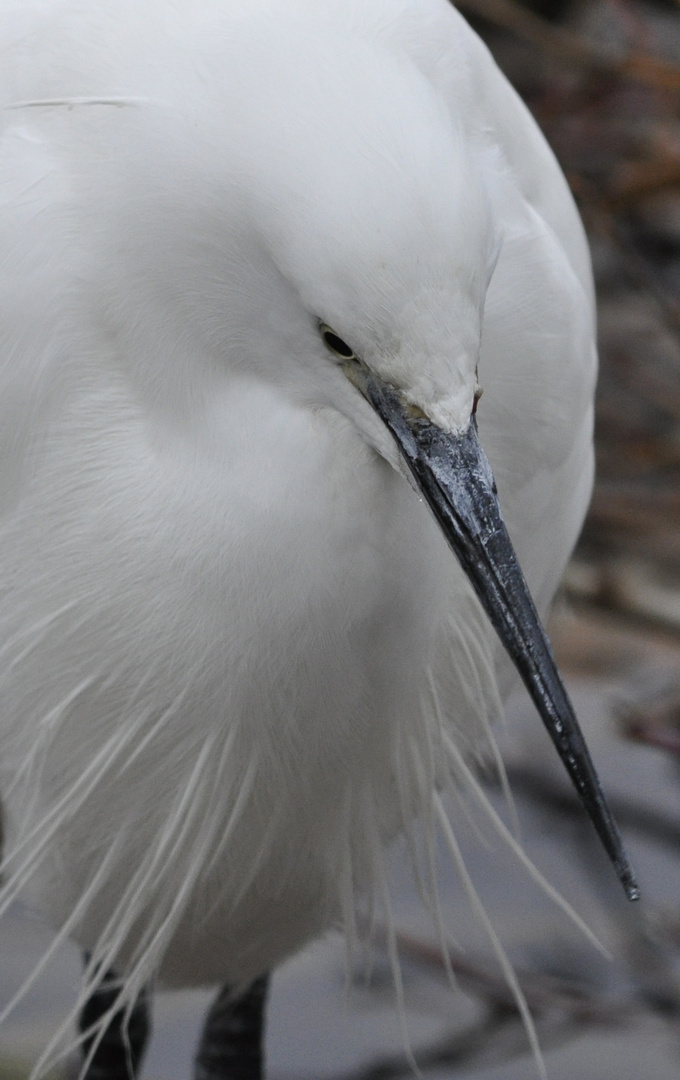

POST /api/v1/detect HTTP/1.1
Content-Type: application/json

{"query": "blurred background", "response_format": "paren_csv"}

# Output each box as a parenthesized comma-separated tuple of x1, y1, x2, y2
(3, 0, 680, 1077)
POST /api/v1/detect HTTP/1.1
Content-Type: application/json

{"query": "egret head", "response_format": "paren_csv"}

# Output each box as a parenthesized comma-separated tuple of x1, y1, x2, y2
(256, 89, 494, 435)
(85, 13, 636, 899)
(228, 28, 635, 898)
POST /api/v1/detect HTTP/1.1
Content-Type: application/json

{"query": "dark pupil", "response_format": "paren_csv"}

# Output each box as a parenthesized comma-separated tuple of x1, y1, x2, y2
(323, 331, 354, 358)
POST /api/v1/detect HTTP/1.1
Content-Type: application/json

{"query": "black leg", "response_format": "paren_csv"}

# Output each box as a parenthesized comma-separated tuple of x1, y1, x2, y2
(194, 975, 270, 1080)
(78, 959, 151, 1080)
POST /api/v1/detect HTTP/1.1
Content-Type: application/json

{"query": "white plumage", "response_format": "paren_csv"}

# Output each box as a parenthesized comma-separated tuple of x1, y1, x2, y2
(0, 0, 604, 1066)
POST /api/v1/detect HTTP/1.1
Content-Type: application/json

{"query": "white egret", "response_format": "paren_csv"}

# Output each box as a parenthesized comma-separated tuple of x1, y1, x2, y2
(0, 0, 637, 1077)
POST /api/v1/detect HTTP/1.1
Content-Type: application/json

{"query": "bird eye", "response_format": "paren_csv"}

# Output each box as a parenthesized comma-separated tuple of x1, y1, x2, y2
(319, 323, 356, 361)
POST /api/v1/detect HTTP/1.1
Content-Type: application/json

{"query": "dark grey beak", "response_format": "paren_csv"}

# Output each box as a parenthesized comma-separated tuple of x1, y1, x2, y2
(346, 358, 638, 902)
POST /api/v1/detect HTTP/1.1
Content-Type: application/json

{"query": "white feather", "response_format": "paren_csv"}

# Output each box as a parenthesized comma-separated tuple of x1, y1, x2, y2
(0, 0, 596, 1065)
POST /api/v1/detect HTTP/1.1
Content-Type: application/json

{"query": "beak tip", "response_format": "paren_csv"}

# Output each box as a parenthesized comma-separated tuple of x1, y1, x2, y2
(621, 866, 640, 903)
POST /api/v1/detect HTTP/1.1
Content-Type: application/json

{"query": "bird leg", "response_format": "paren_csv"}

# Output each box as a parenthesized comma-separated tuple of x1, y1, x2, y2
(194, 975, 270, 1080)
(78, 957, 151, 1080)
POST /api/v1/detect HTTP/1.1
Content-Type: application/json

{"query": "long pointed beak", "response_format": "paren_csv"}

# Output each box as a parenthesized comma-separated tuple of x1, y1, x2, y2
(345, 358, 639, 902)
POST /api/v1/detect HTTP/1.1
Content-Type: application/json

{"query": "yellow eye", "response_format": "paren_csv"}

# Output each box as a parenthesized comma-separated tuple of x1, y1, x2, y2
(319, 323, 356, 361)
